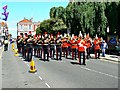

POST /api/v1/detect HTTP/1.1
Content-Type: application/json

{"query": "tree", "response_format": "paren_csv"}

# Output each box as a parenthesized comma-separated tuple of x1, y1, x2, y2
(36, 27, 42, 35)
(36, 18, 67, 34)
(48, 2, 120, 38)
(105, 2, 119, 35)
(51, 18, 67, 32)
(50, 7, 57, 18)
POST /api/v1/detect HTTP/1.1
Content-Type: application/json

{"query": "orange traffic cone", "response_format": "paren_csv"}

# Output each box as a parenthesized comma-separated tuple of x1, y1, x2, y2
(29, 60, 37, 73)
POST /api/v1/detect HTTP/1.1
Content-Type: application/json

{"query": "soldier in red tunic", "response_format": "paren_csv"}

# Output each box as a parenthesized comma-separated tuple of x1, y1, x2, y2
(71, 34, 78, 60)
(94, 35, 101, 59)
(78, 39, 86, 65)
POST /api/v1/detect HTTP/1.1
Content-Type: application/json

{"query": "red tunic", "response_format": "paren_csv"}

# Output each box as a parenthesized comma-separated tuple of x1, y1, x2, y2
(78, 40, 85, 52)
(71, 39, 78, 49)
(94, 39, 100, 50)
(62, 39, 68, 48)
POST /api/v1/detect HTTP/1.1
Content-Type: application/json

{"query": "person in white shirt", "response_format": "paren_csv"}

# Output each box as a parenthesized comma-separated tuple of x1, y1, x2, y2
(101, 40, 108, 57)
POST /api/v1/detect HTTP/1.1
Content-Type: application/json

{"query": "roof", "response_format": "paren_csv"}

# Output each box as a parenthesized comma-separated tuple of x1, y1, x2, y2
(19, 19, 32, 23)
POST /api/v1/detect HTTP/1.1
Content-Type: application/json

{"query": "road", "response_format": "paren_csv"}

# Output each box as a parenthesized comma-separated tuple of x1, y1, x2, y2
(1, 44, 119, 88)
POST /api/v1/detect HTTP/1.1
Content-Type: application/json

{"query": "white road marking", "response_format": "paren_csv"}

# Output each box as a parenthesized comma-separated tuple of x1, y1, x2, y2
(45, 83, 50, 88)
(27, 64, 29, 67)
(81, 67, 120, 79)
(38, 76, 42, 80)
(22, 58, 25, 60)
(35, 73, 37, 74)
(24, 62, 27, 64)
(19, 57, 22, 59)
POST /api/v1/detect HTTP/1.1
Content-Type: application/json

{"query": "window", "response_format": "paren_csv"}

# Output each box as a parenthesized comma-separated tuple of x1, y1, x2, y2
(21, 25, 23, 29)
(29, 25, 31, 30)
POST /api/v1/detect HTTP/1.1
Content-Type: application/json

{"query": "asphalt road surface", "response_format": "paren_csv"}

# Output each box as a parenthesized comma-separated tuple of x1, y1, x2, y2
(1, 44, 119, 88)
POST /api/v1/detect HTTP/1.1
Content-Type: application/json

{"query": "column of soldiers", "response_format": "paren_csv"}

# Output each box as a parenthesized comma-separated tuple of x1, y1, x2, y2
(16, 31, 102, 65)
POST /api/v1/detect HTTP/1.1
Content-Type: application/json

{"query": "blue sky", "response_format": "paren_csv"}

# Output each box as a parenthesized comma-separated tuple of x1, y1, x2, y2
(0, 1, 69, 38)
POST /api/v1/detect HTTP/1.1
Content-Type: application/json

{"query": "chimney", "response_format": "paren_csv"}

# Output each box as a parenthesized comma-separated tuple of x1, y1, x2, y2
(30, 17, 33, 22)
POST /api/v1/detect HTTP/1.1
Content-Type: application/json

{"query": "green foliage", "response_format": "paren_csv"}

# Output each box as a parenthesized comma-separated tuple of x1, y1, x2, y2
(105, 2, 120, 35)
(36, 27, 42, 35)
(36, 18, 67, 34)
(37, 2, 120, 38)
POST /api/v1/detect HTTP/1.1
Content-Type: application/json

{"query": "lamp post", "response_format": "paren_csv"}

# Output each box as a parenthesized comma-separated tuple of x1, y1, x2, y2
(107, 26, 109, 42)
(107, 26, 110, 54)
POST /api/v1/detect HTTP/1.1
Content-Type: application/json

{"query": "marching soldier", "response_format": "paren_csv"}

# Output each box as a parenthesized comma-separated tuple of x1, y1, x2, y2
(94, 35, 101, 59)
(78, 39, 86, 65)
(56, 35, 62, 60)
(49, 34, 55, 59)
(22, 34, 28, 60)
(71, 34, 78, 60)
(85, 34, 92, 59)
(33, 34, 38, 57)
(62, 33, 68, 59)
(16, 36, 21, 53)
(43, 34, 49, 61)
(26, 35, 33, 62)
(67, 34, 71, 56)
(37, 34, 43, 58)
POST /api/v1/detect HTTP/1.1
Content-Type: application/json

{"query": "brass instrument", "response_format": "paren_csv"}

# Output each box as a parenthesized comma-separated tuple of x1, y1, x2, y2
(38, 39, 42, 44)
(18, 38, 23, 43)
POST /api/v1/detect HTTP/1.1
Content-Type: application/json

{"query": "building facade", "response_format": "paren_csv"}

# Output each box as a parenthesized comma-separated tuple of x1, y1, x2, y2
(0, 21, 9, 36)
(17, 17, 40, 36)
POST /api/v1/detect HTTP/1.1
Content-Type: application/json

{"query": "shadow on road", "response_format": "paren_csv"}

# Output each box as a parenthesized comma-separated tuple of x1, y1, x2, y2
(70, 62, 80, 65)
(39, 58, 49, 62)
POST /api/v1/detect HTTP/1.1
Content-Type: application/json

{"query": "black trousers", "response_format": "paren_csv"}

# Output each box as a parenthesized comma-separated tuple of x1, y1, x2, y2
(34, 46, 37, 56)
(63, 47, 68, 58)
(56, 46, 62, 60)
(72, 48, 77, 60)
(50, 47, 55, 58)
(27, 48, 33, 62)
(4, 44, 8, 51)
(86, 48, 90, 59)
(22, 46, 27, 59)
(94, 49, 100, 59)
(43, 45, 49, 61)
(37, 47, 42, 58)
(78, 51, 86, 65)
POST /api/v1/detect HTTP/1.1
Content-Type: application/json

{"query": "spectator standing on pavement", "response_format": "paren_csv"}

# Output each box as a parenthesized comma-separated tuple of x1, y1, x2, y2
(0, 39, 3, 46)
(101, 40, 108, 57)
(4, 37, 8, 51)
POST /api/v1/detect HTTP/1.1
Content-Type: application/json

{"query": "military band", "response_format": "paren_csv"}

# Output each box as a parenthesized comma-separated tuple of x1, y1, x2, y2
(16, 31, 103, 65)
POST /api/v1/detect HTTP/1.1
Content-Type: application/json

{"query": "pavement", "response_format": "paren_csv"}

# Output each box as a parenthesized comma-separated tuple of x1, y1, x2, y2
(1, 44, 119, 88)
(90, 54, 119, 63)
(0, 46, 3, 90)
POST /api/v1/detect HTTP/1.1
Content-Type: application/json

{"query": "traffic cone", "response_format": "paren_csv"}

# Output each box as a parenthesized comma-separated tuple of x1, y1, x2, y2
(14, 49, 19, 56)
(29, 60, 37, 73)
(12, 43, 15, 52)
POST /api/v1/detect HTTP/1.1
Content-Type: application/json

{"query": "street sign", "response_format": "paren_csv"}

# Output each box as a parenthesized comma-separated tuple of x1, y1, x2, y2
(107, 35, 118, 50)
